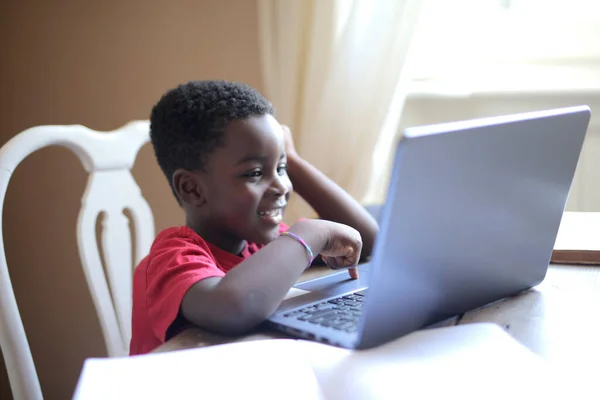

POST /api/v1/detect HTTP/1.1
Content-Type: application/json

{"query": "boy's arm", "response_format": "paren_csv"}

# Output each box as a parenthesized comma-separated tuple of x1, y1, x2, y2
(181, 219, 361, 335)
(283, 126, 379, 259)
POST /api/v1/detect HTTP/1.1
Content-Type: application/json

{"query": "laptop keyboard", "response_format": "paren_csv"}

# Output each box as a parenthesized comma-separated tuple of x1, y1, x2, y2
(282, 291, 366, 333)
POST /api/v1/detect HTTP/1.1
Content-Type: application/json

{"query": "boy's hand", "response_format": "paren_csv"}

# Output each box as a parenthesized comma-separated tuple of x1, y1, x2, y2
(319, 221, 362, 280)
(281, 124, 299, 161)
(289, 219, 362, 280)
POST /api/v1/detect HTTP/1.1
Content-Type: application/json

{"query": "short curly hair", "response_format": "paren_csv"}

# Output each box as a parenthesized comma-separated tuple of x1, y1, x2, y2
(149, 80, 275, 204)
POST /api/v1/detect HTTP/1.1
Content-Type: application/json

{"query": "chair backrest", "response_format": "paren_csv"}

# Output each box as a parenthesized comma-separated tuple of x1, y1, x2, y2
(0, 122, 155, 400)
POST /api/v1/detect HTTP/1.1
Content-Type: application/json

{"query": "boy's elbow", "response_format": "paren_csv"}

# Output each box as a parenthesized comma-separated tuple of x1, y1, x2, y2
(211, 320, 253, 336)
(182, 281, 274, 336)
(207, 290, 272, 336)
(214, 309, 263, 336)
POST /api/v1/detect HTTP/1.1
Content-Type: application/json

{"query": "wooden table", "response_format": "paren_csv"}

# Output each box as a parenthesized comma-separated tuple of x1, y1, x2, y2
(153, 263, 600, 364)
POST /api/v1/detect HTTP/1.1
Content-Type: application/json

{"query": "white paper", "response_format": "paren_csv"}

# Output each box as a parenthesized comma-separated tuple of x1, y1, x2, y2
(73, 323, 592, 400)
(73, 339, 324, 400)
(298, 323, 586, 400)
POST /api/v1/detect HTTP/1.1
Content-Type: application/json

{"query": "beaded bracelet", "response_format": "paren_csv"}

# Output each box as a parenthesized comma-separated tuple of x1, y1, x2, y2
(279, 231, 314, 267)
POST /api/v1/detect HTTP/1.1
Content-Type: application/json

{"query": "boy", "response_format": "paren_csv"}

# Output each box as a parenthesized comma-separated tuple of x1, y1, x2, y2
(130, 80, 379, 355)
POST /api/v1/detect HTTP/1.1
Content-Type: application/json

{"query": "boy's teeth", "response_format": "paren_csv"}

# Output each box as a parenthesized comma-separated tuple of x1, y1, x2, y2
(259, 209, 281, 216)
(259, 210, 278, 216)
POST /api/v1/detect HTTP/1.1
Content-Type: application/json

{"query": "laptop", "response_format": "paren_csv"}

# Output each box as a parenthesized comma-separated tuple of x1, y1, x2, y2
(267, 105, 591, 350)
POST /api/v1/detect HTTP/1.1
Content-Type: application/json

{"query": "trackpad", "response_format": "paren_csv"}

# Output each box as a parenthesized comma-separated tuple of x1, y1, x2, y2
(283, 287, 310, 300)
(276, 264, 371, 313)
(294, 263, 371, 293)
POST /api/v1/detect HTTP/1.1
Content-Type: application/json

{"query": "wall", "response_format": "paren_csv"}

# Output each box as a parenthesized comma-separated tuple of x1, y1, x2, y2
(0, 1, 263, 398)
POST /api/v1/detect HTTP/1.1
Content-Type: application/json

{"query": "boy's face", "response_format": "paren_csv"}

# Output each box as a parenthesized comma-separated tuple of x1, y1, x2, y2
(198, 114, 292, 251)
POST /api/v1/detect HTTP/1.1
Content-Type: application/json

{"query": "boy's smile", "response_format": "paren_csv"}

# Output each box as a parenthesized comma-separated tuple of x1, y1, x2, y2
(257, 202, 286, 226)
(187, 114, 292, 254)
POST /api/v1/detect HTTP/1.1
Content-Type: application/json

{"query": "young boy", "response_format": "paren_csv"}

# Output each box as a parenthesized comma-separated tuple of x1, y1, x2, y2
(130, 80, 379, 355)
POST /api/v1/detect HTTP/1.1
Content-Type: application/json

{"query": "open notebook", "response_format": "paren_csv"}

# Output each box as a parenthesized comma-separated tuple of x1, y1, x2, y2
(73, 323, 588, 400)
(551, 212, 600, 264)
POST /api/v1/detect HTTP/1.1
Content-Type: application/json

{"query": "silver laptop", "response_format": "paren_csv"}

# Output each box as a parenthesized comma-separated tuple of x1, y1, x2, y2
(267, 105, 591, 349)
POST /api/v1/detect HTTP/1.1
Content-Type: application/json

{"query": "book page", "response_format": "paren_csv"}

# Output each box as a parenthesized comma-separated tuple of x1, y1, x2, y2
(299, 323, 587, 400)
(74, 323, 593, 400)
(73, 339, 324, 400)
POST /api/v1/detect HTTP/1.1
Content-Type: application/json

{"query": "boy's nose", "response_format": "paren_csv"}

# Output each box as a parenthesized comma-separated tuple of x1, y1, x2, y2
(270, 175, 291, 197)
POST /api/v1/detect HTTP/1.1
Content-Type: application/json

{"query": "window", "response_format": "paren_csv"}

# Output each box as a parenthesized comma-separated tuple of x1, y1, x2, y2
(407, 0, 600, 94)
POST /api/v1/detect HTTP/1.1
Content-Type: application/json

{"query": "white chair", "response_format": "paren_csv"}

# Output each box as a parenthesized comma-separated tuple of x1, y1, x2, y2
(0, 122, 155, 400)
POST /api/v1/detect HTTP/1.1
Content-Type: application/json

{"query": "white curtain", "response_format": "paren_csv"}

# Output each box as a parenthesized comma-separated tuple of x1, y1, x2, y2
(258, 0, 424, 223)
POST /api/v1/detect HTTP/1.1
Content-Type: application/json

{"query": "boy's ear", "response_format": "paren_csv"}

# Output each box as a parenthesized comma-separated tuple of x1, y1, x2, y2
(172, 169, 207, 207)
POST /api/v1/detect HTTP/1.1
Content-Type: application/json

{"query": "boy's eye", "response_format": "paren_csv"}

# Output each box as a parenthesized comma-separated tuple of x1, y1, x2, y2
(244, 170, 263, 179)
(277, 164, 287, 175)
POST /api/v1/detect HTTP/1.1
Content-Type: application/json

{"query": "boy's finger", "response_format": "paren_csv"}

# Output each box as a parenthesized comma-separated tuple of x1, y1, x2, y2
(323, 255, 339, 270)
(348, 267, 359, 280)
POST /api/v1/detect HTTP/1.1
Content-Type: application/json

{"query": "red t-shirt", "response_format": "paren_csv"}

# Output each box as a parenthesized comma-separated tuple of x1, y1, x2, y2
(130, 223, 289, 355)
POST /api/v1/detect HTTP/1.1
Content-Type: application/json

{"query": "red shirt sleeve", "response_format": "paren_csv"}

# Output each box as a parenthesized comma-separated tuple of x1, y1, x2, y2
(145, 228, 225, 342)
(279, 222, 290, 233)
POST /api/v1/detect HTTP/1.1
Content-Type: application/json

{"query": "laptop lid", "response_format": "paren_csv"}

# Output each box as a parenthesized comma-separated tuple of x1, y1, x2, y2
(356, 105, 591, 349)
